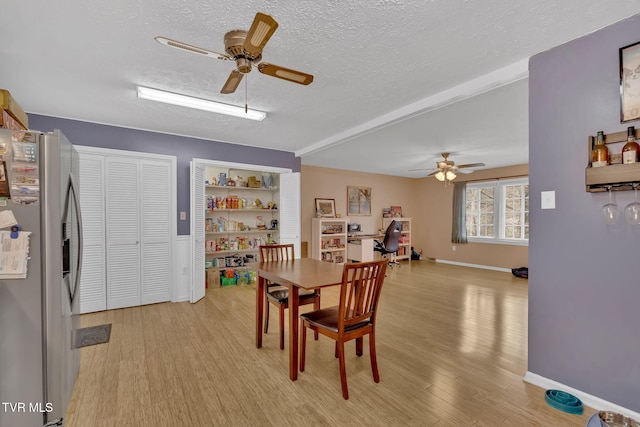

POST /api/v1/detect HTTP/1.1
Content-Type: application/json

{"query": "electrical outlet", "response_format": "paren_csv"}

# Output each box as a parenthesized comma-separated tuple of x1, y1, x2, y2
(452, 245, 456, 251)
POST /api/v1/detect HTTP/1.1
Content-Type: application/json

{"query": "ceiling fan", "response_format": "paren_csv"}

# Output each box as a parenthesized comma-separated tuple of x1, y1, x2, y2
(155, 12, 314, 95)
(410, 152, 486, 184)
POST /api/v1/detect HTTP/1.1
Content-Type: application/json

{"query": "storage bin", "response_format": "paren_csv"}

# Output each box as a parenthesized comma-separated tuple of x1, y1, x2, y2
(221, 277, 237, 286)
(236, 268, 249, 285)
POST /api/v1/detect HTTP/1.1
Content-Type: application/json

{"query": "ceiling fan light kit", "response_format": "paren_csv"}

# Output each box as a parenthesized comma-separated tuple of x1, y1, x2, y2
(136, 86, 266, 121)
(409, 152, 486, 185)
(435, 170, 456, 182)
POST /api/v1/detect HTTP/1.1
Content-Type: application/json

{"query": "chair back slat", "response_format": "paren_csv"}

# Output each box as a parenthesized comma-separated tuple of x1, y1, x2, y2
(259, 244, 294, 262)
(339, 260, 387, 330)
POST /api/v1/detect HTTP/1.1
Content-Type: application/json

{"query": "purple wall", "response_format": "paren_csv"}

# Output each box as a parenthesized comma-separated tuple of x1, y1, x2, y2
(28, 115, 301, 236)
(529, 15, 640, 411)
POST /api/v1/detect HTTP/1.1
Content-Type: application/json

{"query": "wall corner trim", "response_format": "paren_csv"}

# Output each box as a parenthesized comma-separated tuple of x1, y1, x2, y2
(523, 371, 640, 420)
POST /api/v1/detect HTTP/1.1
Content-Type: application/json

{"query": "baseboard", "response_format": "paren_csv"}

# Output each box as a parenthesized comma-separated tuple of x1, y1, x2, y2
(523, 371, 640, 420)
(434, 258, 512, 273)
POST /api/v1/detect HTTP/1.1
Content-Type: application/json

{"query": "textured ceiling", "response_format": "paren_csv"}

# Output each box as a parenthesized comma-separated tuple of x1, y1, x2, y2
(1, 1, 639, 177)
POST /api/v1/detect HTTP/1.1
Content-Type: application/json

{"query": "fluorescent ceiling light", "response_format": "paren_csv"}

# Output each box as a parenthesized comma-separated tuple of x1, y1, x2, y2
(136, 86, 266, 121)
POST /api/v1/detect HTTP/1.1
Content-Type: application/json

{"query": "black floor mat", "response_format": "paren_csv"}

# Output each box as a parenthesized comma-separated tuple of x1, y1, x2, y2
(74, 324, 112, 348)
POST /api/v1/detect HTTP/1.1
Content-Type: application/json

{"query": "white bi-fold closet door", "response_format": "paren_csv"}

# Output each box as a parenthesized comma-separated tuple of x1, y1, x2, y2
(77, 147, 176, 313)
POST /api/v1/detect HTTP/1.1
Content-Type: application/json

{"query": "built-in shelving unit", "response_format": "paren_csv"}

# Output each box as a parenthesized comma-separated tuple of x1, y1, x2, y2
(586, 128, 640, 192)
(205, 169, 280, 283)
(311, 218, 348, 263)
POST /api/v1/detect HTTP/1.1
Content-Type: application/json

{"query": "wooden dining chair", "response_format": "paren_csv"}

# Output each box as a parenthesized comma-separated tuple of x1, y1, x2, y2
(259, 244, 320, 350)
(299, 259, 388, 400)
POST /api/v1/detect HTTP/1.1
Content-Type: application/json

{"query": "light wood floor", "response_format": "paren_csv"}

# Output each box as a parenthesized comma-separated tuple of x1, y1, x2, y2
(65, 261, 593, 426)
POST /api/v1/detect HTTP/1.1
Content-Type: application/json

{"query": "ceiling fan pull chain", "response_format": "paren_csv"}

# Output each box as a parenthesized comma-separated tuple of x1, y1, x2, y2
(245, 73, 248, 113)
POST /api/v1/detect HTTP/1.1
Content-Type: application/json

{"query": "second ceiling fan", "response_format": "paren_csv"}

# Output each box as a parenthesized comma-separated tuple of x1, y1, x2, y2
(156, 12, 314, 95)
(410, 152, 486, 184)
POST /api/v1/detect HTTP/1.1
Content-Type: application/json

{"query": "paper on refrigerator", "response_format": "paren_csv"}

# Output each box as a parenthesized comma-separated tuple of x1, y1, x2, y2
(0, 209, 18, 228)
(0, 230, 31, 278)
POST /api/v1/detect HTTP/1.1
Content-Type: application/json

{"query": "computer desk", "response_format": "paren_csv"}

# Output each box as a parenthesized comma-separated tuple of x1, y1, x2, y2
(347, 233, 384, 262)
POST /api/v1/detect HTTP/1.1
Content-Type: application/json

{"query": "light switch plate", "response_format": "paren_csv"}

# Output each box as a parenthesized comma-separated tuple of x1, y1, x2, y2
(541, 191, 556, 209)
(180, 211, 187, 220)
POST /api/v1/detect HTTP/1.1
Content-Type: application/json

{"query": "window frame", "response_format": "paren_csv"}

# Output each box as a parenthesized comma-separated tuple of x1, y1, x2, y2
(465, 177, 529, 246)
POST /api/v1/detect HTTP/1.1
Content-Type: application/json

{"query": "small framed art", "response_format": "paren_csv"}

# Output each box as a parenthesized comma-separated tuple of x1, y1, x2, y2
(315, 198, 336, 217)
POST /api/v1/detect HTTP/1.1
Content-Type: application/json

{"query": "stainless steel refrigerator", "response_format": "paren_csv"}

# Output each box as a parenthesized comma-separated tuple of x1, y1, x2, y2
(0, 129, 82, 427)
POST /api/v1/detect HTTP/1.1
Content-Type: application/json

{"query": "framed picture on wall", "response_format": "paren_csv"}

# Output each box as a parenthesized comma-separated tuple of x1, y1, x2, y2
(620, 40, 640, 122)
(315, 198, 336, 217)
(347, 186, 371, 216)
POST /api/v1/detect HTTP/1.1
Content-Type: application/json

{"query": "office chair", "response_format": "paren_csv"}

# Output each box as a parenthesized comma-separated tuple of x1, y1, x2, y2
(373, 220, 402, 267)
(259, 244, 320, 350)
(299, 259, 388, 399)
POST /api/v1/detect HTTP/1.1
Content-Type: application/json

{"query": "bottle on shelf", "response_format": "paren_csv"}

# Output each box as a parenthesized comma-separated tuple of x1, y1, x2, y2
(591, 131, 608, 168)
(622, 126, 639, 164)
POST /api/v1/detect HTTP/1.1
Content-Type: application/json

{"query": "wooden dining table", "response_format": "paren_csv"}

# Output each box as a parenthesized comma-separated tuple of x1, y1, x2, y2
(255, 258, 344, 380)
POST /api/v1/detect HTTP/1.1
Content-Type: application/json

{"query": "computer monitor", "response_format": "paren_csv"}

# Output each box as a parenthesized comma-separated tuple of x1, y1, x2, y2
(348, 223, 361, 233)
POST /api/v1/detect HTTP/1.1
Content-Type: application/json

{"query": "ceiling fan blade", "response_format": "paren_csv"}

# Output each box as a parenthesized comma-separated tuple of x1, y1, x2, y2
(220, 70, 244, 94)
(257, 63, 314, 85)
(426, 170, 440, 177)
(155, 36, 230, 60)
(456, 162, 486, 169)
(243, 12, 279, 59)
(408, 168, 433, 172)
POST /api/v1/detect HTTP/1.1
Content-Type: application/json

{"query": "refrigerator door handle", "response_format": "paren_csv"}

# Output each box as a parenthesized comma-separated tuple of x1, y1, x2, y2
(69, 173, 83, 302)
(63, 173, 83, 303)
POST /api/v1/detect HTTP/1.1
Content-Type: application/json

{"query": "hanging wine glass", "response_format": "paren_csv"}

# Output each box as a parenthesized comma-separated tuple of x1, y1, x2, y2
(624, 184, 640, 225)
(601, 187, 619, 225)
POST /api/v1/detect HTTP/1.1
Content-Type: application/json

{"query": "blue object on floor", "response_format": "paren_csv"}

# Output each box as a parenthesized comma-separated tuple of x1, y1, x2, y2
(545, 389, 584, 415)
